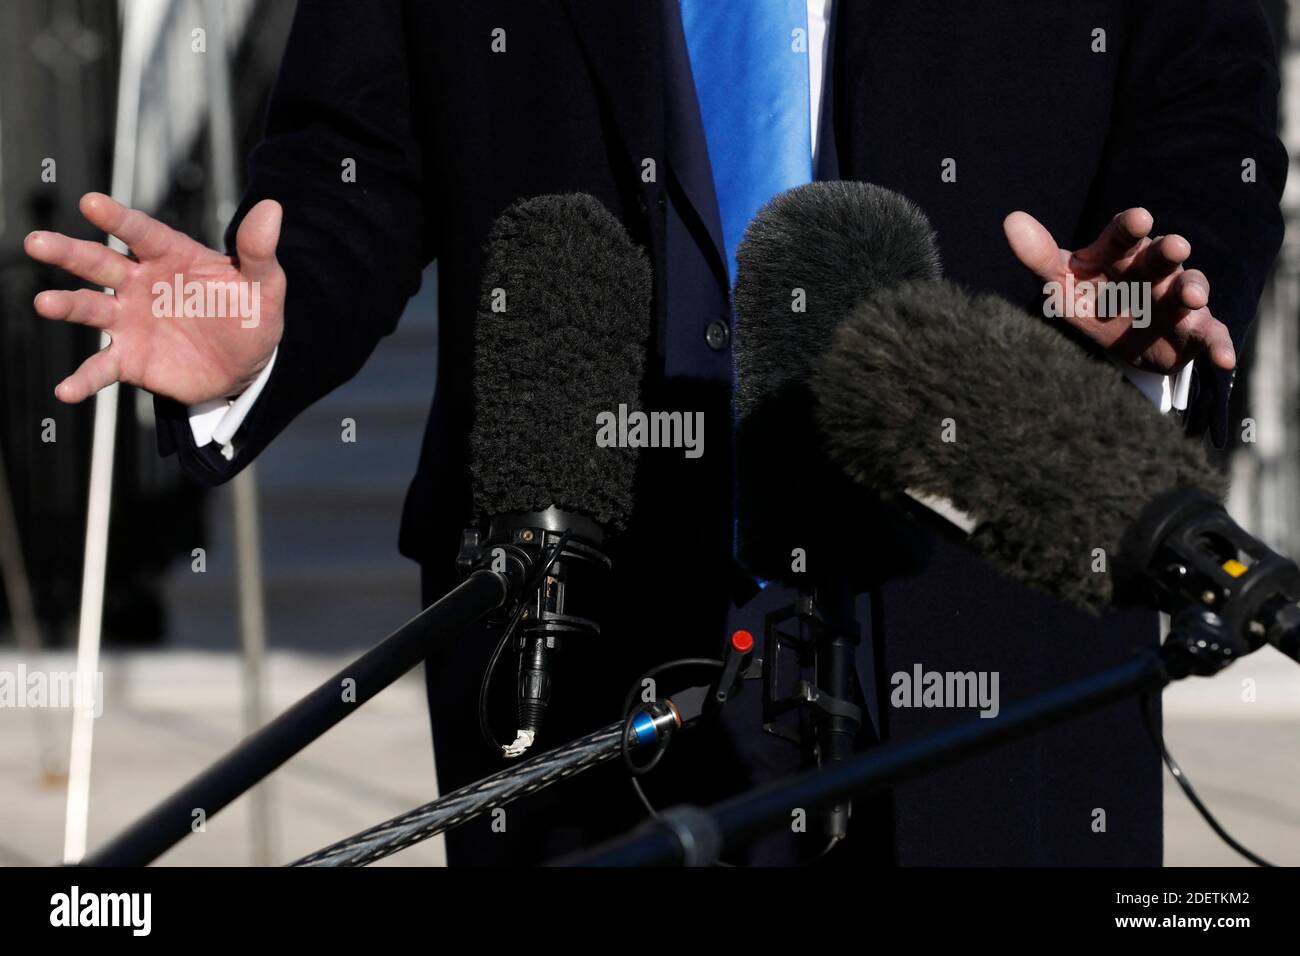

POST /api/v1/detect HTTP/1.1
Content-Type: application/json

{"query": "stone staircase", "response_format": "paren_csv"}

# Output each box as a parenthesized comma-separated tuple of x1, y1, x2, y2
(161, 267, 439, 654)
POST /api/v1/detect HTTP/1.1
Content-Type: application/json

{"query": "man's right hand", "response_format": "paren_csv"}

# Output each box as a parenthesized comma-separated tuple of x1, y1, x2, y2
(25, 192, 286, 405)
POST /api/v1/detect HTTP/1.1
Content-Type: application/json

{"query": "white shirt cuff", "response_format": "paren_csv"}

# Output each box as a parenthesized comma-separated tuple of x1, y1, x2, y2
(1118, 360, 1194, 415)
(187, 348, 278, 461)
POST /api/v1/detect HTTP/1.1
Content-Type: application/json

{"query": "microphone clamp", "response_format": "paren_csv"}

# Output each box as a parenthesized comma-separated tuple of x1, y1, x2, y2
(1117, 487, 1300, 665)
(458, 507, 612, 754)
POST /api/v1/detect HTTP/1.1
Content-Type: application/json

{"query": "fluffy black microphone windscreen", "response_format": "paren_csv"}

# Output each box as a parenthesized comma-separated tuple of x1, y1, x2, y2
(734, 181, 942, 421)
(470, 194, 652, 530)
(733, 181, 942, 584)
(813, 279, 1227, 612)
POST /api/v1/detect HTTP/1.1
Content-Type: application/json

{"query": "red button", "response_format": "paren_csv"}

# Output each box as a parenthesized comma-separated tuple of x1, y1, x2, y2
(731, 630, 754, 654)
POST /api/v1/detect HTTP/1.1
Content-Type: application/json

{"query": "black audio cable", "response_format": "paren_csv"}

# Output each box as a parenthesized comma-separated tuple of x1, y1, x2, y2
(1141, 692, 1275, 867)
(478, 530, 573, 755)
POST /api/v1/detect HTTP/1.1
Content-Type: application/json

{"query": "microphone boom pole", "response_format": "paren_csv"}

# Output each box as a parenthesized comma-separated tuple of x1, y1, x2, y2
(564, 605, 1286, 867)
(81, 569, 510, 867)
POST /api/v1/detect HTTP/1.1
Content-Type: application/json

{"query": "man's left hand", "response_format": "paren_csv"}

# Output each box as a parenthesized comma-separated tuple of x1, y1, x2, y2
(1003, 207, 1234, 375)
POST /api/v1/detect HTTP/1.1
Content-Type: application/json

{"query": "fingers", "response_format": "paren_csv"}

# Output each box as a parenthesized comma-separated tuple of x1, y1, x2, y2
(55, 347, 120, 404)
(234, 200, 284, 282)
(79, 192, 185, 260)
(1201, 317, 1237, 371)
(1073, 207, 1153, 272)
(1130, 234, 1191, 284)
(24, 230, 133, 289)
(34, 289, 118, 330)
(1172, 269, 1211, 311)
(1003, 211, 1063, 282)
(1176, 309, 1235, 372)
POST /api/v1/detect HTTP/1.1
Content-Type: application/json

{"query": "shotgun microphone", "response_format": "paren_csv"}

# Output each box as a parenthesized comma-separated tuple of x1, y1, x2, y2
(459, 193, 652, 755)
(731, 181, 942, 842)
(733, 181, 942, 587)
(813, 279, 1300, 665)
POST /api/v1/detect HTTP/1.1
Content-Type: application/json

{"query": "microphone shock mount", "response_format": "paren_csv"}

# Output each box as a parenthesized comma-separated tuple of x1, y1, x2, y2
(458, 507, 611, 755)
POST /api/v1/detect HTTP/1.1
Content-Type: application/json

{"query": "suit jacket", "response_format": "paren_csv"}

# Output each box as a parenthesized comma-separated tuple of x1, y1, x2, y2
(155, 0, 1286, 865)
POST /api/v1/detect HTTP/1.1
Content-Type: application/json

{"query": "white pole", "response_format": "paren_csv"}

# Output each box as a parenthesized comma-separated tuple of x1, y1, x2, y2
(61, 0, 147, 864)
(202, 0, 276, 866)
(232, 469, 274, 864)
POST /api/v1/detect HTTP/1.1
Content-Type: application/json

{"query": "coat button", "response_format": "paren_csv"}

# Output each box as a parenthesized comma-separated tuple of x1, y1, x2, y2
(705, 319, 730, 350)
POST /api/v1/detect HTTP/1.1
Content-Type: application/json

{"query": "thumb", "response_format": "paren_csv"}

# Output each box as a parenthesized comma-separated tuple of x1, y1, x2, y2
(235, 199, 283, 281)
(1003, 211, 1062, 283)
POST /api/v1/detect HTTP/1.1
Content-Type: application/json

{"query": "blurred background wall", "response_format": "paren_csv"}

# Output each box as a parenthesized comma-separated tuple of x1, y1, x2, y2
(0, 0, 1296, 866)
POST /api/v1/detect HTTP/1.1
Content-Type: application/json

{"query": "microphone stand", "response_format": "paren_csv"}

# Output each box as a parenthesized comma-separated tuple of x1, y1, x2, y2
(562, 604, 1284, 866)
(762, 584, 864, 843)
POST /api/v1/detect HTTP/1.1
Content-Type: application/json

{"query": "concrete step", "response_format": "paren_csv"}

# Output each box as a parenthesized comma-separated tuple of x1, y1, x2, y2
(159, 278, 438, 654)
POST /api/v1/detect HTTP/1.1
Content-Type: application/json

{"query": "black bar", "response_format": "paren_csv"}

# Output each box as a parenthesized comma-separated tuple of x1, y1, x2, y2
(82, 569, 510, 867)
(564, 652, 1169, 866)
(818, 587, 859, 839)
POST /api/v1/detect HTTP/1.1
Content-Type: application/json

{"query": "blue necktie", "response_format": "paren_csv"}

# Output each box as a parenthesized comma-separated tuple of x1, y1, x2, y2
(680, 0, 814, 283)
